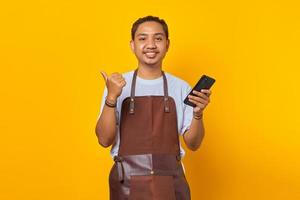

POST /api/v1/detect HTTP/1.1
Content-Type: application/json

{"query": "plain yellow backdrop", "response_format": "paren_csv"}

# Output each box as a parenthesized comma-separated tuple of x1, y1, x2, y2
(1, 0, 299, 199)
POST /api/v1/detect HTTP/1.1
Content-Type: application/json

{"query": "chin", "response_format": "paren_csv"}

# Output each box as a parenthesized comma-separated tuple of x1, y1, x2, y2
(143, 60, 160, 66)
(143, 57, 162, 65)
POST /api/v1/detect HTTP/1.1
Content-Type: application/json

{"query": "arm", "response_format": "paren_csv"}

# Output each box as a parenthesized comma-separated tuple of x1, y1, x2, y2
(95, 94, 118, 148)
(183, 115, 205, 151)
(183, 89, 212, 151)
(95, 71, 126, 148)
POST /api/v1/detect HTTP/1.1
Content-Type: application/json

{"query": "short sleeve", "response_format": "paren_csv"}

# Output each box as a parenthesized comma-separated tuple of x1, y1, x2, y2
(97, 86, 108, 120)
(180, 84, 193, 135)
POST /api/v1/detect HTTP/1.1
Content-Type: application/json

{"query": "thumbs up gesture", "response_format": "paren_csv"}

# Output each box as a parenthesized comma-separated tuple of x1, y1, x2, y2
(100, 71, 126, 102)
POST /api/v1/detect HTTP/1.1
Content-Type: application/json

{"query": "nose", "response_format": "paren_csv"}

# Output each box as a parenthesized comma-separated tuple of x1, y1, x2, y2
(146, 38, 157, 49)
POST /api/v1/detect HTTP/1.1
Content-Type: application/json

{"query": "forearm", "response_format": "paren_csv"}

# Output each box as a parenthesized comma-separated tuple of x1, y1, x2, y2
(95, 104, 117, 148)
(96, 71, 126, 147)
(183, 117, 205, 151)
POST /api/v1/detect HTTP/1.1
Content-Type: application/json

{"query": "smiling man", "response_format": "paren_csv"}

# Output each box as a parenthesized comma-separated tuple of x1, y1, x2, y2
(95, 15, 212, 200)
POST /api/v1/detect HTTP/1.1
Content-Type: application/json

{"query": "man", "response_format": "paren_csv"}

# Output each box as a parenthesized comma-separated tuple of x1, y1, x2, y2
(95, 15, 212, 200)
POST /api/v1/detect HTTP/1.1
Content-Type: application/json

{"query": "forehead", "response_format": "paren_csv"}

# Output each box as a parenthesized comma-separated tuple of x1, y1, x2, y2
(135, 21, 165, 36)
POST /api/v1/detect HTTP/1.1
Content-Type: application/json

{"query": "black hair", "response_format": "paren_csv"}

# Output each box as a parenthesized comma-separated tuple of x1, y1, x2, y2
(131, 15, 169, 40)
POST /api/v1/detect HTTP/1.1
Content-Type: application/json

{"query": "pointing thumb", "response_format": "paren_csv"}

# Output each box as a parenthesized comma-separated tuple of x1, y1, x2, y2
(100, 71, 108, 82)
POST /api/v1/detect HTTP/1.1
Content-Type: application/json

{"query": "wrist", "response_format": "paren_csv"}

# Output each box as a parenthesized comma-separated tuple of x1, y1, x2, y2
(105, 95, 117, 108)
(193, 111, 203, 120)
(106, 94, 117, 103)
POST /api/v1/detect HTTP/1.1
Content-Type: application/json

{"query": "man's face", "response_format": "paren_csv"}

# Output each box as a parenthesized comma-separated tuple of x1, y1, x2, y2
(130, 21, 169, 67)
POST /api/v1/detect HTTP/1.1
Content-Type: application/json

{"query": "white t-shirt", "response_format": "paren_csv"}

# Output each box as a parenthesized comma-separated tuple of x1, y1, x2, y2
(98, 70, 194, 159)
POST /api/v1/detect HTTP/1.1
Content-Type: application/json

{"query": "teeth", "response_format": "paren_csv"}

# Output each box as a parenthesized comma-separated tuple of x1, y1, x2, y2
(145, 53, 156, 57)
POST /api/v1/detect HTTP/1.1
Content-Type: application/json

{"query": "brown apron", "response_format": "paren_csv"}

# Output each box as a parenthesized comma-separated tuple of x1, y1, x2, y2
(109, 69, 191, 200)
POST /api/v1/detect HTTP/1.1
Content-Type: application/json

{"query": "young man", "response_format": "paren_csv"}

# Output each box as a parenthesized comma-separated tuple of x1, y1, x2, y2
(95, 16, 212, 200)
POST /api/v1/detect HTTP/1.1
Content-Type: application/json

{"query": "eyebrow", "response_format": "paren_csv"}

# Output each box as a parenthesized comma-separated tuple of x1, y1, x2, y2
(136, 33, 165, 37)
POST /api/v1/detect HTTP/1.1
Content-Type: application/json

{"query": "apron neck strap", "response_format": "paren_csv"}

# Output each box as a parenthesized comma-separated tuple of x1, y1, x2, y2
(129, 68, 170, 114)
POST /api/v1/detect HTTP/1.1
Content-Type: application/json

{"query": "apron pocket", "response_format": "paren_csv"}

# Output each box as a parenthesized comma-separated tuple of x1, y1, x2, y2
(129, 175, 176, 200)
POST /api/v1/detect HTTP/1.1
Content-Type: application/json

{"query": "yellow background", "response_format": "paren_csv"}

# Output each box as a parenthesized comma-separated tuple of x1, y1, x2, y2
(1, 0, 299, 199)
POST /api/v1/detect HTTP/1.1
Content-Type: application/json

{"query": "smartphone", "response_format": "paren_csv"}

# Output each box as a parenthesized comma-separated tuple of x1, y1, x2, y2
(184, 75, 216, 107)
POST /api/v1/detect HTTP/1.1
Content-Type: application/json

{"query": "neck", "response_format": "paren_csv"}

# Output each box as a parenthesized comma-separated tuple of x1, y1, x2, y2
(137, 62, 163, 80)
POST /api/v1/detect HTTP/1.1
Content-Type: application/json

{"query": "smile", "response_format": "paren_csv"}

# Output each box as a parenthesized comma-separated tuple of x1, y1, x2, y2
(144, 52, 157, 58)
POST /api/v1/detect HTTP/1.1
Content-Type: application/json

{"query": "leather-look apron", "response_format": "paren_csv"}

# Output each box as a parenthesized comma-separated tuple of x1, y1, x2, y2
(109, 69, 191, 200)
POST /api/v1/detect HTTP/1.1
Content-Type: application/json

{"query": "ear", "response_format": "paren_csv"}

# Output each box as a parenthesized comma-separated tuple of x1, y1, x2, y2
(130, 40, 135, 53)
(166, 39, 170, 52)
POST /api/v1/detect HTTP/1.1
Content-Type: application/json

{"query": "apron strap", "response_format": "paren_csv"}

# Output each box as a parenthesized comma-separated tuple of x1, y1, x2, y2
(114, 156, 125, 183)
(162, 71, 170, 113)
(129, 68, 170, 114)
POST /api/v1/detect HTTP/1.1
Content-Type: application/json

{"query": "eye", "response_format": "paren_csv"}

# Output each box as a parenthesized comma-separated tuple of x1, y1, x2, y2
(138, 37, 146, 41)
(155, 37, 163, 41)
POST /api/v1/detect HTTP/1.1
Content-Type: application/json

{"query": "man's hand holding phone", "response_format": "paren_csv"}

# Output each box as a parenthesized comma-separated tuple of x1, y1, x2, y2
(188, 89, 212, 118)
(184, 75, 215, 119)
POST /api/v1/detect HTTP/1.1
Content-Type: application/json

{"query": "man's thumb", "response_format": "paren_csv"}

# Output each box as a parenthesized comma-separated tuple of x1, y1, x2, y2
(100, 71, 108, 82)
